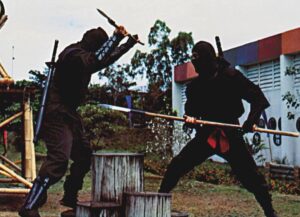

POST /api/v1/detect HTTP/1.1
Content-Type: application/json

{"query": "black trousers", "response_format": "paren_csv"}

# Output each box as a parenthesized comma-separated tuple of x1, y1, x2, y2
(38, 111, 92, 194)
(159, 129, 273, 212)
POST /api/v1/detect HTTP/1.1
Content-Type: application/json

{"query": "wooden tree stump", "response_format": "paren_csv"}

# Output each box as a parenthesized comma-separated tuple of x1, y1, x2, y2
(123, 192, 171, 217)
(92, 153, 144, 203)
(76, 201, 120, 217)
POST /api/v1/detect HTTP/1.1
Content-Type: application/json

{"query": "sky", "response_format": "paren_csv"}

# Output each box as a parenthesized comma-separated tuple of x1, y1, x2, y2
(0, 0, 300, 83)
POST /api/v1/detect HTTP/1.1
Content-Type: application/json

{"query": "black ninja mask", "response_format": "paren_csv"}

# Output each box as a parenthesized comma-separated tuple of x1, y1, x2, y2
(81, 27, 109, 52)
(191, 41, 217, 79)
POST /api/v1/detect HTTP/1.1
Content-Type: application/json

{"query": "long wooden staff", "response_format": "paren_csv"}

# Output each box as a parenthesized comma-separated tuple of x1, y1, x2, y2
(99, 104, 300, 138)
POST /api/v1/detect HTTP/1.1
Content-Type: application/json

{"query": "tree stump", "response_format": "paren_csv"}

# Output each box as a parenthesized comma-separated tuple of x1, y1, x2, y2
(123, 192, 172, 217)
(92, 153, 144, 203)
(76, 201, 120, 217)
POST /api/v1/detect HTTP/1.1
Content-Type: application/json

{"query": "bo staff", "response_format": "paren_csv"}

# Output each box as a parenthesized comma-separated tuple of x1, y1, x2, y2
(99, 104, 300, 138)
(96, 8, 144, 46)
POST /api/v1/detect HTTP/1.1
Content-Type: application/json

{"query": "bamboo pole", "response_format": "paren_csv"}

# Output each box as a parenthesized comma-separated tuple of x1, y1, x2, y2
(23, 98, 36, 181)
(99, 104, 300, 138)
(0, 178, 16, 183)
(0, 78, 14, 85)
(0, 112, 23, 129)
(0, 169, 13, 178)
(0, 188, 30, 194)
(29, 102, 36, 179)
(0, 155, 22, 173)
(0, 62, 11, 78)
(0, 163, 32, 188)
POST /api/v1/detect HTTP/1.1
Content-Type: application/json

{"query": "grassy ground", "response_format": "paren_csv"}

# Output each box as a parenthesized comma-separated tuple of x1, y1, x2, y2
(1, 129, 300, 217)
(0, 172, 300, 217)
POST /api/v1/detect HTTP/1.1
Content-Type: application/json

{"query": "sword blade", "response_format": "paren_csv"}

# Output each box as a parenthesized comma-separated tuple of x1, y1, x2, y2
(99, 104, 131, 113)
(96, 8, 118, 28)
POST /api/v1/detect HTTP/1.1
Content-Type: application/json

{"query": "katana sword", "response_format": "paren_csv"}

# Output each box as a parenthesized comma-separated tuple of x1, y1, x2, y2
(34, 40, 59, 143)
(96, 8, 145, 46)
(99, 104, 300, 138)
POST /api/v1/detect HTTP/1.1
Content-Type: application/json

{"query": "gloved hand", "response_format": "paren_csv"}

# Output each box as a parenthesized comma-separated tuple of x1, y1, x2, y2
(114, 25, 128, 37)
(242, 119, 255, 133)
(183, 123, 193, 134)
(126, 34, 139, 47)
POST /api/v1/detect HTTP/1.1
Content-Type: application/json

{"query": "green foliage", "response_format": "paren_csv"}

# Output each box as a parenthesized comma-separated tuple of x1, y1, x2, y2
(78, 104, 128, 148)
(244, 136, 268, 164)
(282, 91, 300, 120)
(282, 66, 300, 119)
(131, 20, 194, 113)
(98, 64, 136, 105)
(285, 66, 300, 76)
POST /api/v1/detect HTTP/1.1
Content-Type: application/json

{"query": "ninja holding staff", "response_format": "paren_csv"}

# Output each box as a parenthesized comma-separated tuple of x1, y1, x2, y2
(159, 41, 278, 217)
(19, 26, 139, 217)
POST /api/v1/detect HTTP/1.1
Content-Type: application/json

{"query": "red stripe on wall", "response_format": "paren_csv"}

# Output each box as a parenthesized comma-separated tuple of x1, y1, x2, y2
(282, 28, 300, 55)
(258, 34, 281, 62)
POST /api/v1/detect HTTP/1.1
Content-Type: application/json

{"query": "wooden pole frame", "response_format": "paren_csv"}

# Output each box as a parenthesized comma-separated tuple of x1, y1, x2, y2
(0, 188, 30, 194)
(0, 90, 36, 194)
(0, 163, 32, 188)
(0, 154, 22, 172)
(0, 112, 23, 129)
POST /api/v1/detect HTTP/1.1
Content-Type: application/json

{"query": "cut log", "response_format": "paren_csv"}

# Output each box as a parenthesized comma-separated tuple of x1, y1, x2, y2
(123, 192, 171, 217)
(92, 153, 144, 203)
(76, 201, 120, 217)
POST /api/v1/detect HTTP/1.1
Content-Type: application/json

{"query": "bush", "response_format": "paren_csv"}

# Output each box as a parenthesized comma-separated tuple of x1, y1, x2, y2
(78, 104, 128, 149)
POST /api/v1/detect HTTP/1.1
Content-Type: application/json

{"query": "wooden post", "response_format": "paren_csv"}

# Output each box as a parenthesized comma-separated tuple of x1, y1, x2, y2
(76, 201, 121, 217)
(92, 153, 144, 204)
(123, 192, 172, 217)
(22, 97, 36, 181)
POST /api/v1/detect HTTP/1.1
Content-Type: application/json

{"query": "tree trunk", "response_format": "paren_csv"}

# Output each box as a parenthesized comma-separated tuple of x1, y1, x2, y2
(76, 201, 120, 217)
(123, 192, 171, 217)
(92, 153, 144, 203)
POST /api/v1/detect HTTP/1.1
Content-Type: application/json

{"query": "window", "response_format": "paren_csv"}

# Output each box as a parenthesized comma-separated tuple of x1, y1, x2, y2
(246, 60, 280, 91)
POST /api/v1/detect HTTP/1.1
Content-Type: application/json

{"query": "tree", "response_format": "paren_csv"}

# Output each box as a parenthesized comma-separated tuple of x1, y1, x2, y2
(98, 64, 136, 106)
(131, 20, 194, 113)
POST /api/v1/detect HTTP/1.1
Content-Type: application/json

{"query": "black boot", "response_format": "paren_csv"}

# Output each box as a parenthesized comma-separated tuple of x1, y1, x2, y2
(255, 191, 278, 217)
(19, 176, 50, 217)
(59, 192, 77, 209)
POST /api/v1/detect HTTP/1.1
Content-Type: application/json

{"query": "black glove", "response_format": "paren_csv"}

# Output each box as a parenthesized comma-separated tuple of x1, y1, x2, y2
(126, 34, 139, 47)
(242, 119, 255, 133)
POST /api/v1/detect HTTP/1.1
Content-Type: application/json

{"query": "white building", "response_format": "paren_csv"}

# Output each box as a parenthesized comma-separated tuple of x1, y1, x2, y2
(172, 27, 300, 166)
